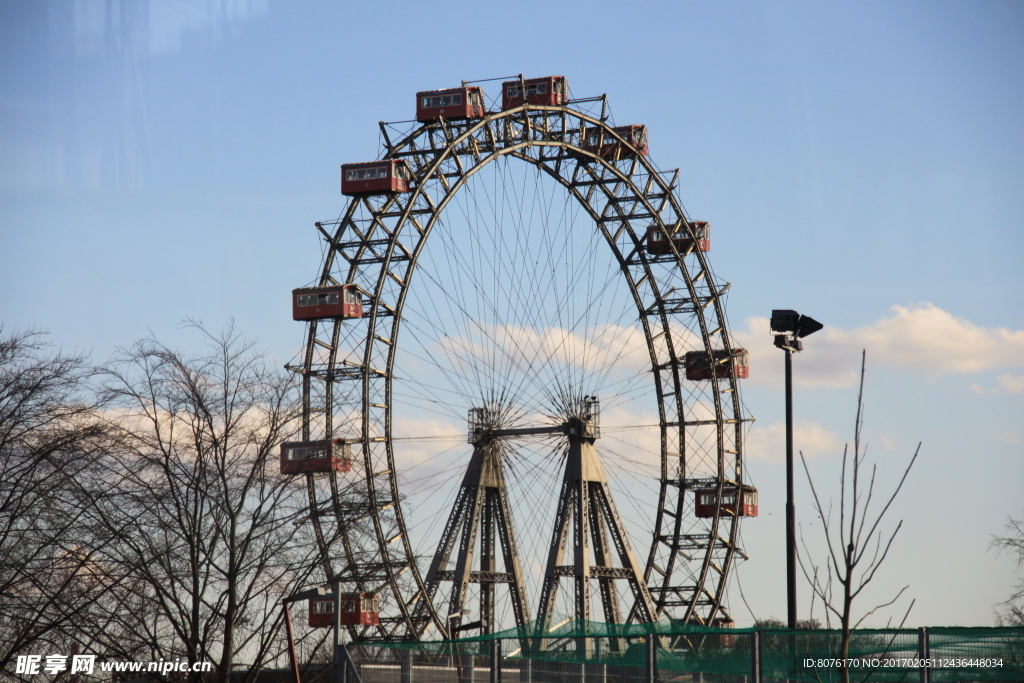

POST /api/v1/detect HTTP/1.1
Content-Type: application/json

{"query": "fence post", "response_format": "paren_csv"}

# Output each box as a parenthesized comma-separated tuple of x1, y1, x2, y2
(459, 651, 475, 683)
(918, 627, 930, 683)
(490, 639, 501, 683)
(519, 657, 531, 683)
(750, 631, 762, 683)
(341, 644, 363, 683)
(401, 648, 413, 683)
(645, 635, 656, 683)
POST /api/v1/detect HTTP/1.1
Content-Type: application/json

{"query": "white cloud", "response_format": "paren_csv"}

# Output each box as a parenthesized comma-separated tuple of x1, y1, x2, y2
(734, 303, 1024, 388)
(734, 317, 858, 388)
(392, 415, 466, 480)
(833, 304, 1024, 373)
(996, 430, 1019, 446)
(997, 374, 1024, 394)
(598, 404, 661, 476)
(878, 432, 899, 451)
(393, 415, 464, 441)
(745, 421, 842, 463)
(430, 319, 700, 396)
(435, 321, 648, 379)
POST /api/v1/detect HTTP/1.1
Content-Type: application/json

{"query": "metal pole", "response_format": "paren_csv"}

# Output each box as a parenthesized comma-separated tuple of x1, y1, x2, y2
(519, 657, 531, 683)
(332, 585, 364, 683)
(401, 648, 413, 683)
(644, 635, 656, 683)
(283, 601, 302, 683)
(918, 627, 930, 683)
(459, 651, 475, 683)
(785, 348, 797, 630)
(490, 639, 501, 683)
(341, 644, 363, 683)
(750, 631, 762, 683)
(334, 586, 344, 683)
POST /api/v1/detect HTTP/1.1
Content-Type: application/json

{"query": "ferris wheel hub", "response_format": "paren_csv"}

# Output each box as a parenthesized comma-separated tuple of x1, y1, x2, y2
(467, 395, 601, 444)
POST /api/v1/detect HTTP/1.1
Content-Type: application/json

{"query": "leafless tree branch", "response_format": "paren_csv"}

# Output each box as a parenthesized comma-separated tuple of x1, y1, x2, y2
(798, 350, 920, 683)
(86, 321, 322, 682)
(991, 514, 1024, 625)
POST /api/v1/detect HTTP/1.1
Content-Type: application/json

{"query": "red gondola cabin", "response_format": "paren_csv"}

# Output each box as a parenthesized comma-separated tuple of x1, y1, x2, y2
(582, 125, 649, 160)
(711, 619, 737, 648)
(683, 348, 749, 381)
(694, 486, 758, 518)
(292, 284, 363, 321)
(341, 160, 411, 196)
(416, 86, 486, 122)
(308, 593, 381, 628)
(647, 221, 711, 255)
(279, 439, 351, 475)
(502, 76, 568, 109)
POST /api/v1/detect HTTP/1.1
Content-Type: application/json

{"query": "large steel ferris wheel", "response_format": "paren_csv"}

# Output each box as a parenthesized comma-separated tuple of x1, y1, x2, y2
(288, 76, 753, 643)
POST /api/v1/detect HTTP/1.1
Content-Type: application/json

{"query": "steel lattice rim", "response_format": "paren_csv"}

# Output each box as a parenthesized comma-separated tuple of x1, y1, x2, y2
(295, 101, 748, 642)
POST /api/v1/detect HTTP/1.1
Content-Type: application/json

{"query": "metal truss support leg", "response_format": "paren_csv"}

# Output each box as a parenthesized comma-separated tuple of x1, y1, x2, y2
(537, 434, 657, 647)
(421, 440, 530, 637)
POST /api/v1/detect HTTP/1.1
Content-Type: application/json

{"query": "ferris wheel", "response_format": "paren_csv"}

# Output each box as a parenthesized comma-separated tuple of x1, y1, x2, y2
(283, 75, 755, 643)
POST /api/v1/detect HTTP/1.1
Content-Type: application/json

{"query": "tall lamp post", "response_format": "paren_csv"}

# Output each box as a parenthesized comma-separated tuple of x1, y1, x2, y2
(770, 309, 823, 630)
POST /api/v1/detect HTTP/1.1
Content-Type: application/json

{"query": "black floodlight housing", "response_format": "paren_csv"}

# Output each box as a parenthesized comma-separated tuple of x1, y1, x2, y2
(772, 309, 822, 352)
(796, 315, 823, 338)
(771, 310, 800, 334)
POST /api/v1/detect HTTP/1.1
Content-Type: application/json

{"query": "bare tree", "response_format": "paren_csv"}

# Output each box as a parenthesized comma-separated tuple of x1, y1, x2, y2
(0, 329, 119, 674)
(991, 514, 1024, 626)
(91, 321, 320, 682)
(798, 351, 920, 683)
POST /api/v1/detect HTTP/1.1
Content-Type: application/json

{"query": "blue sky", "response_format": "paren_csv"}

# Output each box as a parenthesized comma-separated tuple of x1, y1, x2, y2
(1, 0, 1022, 628)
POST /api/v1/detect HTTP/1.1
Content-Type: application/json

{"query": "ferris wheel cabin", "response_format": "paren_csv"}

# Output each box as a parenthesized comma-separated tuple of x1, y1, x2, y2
(341, 160, 411, 196)
(308, 593, 381, 628)
(280, 439, 351, 475)
(582, 124, 650, 160)
(647, 221, 711, 255)
(711, 619, 737, 647)
(416, 86, 486, 122)
(291, 284, 363, 321)
(502, 76, 568, 109)
(683, 348, 749, 380)
(694, 486, 759, 518)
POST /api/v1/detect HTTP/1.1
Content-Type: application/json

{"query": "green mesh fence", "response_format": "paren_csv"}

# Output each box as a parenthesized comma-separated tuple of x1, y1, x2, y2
(928, 628, 1024, 683)
(357, 620, 1024, 682)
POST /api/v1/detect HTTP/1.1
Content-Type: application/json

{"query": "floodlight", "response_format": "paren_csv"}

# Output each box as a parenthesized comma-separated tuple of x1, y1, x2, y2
(771, 309, 799, 334)
(796, 315, 823, 338)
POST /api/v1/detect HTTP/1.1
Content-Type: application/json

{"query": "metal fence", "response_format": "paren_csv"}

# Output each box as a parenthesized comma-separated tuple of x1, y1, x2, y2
(324, 623, 1024, 683)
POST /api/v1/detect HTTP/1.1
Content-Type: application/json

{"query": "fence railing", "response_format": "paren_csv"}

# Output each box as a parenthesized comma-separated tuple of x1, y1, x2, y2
(327, 622, 1024, 683)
